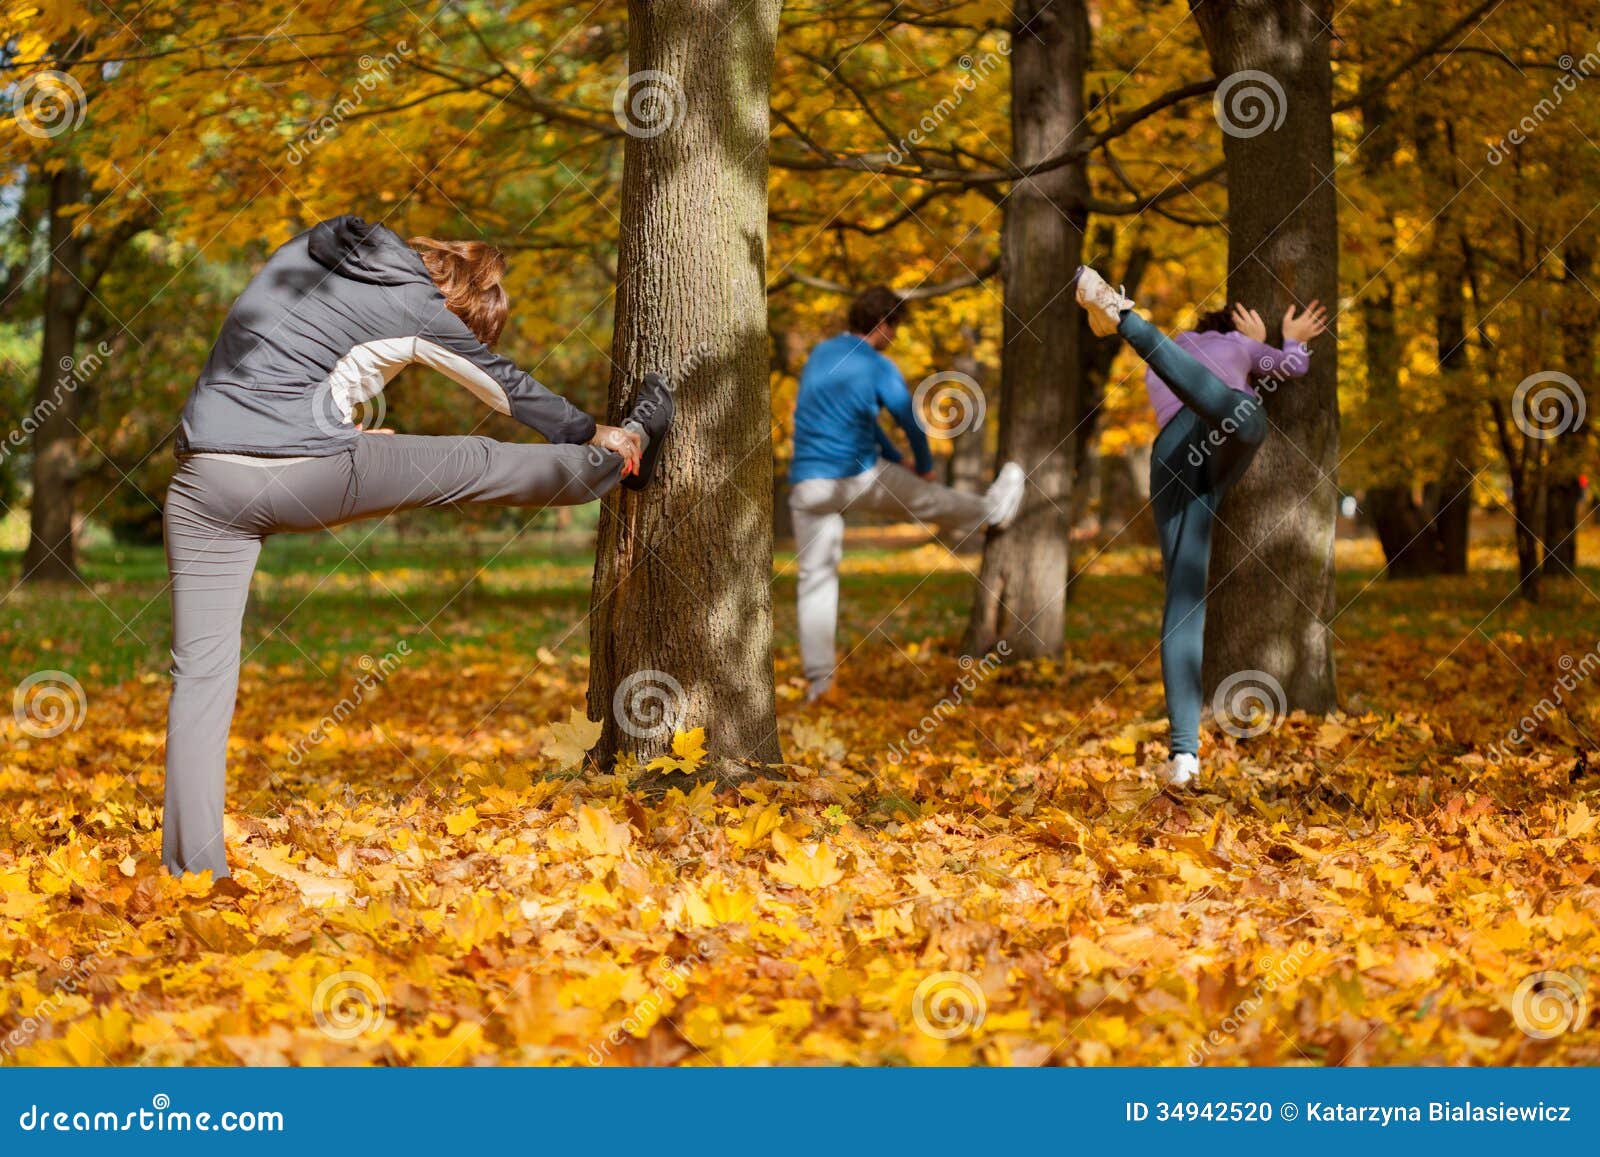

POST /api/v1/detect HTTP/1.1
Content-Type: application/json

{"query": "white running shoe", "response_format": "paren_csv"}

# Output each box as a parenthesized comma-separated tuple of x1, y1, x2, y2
(1074, 265, 1135, 338)
(1157, 752, 1200, 788)
(986, 462, 1026, 530)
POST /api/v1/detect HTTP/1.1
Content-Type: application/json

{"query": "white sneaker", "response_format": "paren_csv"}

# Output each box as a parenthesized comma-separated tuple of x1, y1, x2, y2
(985, 462, 1026, 529)
(1157, 752, 1199, 788)
(1074, 265, 1135, 338)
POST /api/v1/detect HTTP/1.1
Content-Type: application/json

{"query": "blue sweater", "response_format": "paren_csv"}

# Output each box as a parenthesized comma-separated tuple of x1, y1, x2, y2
(789, 333, 934, 484)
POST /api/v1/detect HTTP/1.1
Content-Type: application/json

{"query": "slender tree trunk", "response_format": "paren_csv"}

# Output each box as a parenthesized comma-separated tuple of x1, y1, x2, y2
(964, 0, 1089, 658)
(588, 0, 784, 772)
(1433, 256, 1473, 573)
(1360, 274, 1442, 578)
(1364, 266, 1476, 577)
(1359, 97, 1443, 579)
(23, 164, 90, 584)
(1511, 454, 1545, 599)
(1543, 241, 1594, 579)
(946, 325, 989, 494)
(1544, 479, 1582, 576)
(1190, 0, 1339, 711)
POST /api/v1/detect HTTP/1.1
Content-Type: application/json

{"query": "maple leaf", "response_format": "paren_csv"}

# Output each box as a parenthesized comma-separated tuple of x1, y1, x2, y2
(542, 708, 602, 767)
(575, 804, 633, 857)
(647, 727, 707, 774)
(445, 808, 480, 836)
(726, 801, 784, 851)
(767, 830, 845, 890)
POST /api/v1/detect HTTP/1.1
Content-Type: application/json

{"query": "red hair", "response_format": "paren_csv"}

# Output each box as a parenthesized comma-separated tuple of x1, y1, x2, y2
(408, 237, 509, 346)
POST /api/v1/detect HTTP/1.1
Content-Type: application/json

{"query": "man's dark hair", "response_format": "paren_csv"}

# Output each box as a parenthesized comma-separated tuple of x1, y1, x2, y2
(1193, 307, 1235, 334)
(848, 286, 908, 335)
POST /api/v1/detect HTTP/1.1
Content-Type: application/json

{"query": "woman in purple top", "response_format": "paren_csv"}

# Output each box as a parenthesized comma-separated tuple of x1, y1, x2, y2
(1076, 266, 1329, 787)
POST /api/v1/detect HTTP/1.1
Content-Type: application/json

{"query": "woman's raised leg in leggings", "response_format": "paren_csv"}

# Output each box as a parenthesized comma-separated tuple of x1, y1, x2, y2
(161, 435, 626, 877)
(1118, 311, 1266, 443)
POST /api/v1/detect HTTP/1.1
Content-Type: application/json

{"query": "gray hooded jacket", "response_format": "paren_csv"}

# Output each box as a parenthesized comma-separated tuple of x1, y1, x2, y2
(177, 215, 597, 456)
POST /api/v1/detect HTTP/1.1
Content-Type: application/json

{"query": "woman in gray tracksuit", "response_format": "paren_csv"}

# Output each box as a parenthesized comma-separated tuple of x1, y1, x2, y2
(162, 215, 672, 878)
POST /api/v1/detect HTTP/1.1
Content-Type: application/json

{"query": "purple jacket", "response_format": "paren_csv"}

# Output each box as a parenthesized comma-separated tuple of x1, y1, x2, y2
(1145, 331, 1311, 429)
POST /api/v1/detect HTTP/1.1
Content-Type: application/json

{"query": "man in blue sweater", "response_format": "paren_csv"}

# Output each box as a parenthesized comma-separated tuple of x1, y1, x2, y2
(788, 287, 1024, 704)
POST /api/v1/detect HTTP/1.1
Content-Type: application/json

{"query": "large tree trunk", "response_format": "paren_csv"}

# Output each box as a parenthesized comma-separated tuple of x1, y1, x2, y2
(1190, 0, 1339, 711)
(587, 0, 784, 772)
(963, 0, 1088, 658)
(22, 164, 90, 585)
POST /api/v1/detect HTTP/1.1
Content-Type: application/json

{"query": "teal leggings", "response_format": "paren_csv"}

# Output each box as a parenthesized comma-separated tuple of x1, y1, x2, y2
(1119, 311, 1267, 756)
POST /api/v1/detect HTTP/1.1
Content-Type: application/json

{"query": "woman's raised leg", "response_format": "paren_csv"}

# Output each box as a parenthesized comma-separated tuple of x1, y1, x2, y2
(1117, 311, 1266, 441)
(321, 434, 624, 526)
(160, 436, 623, 877)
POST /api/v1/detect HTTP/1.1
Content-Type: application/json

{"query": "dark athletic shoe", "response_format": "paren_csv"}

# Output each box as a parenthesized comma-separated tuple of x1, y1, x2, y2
(621, 371, 674, 492)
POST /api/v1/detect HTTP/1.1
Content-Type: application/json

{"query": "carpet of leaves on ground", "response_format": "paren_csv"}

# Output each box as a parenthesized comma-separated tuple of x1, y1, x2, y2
(2, 533, 1597, 1066)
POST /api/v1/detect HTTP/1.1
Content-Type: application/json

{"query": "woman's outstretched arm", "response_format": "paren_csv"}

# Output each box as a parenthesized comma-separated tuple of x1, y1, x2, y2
(409, 294, 598, 444)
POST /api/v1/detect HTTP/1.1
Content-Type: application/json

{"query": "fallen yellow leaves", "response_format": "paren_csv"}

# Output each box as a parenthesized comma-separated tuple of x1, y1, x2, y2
(767, 831, 845, 891)
(0, 622, 1596, 1067)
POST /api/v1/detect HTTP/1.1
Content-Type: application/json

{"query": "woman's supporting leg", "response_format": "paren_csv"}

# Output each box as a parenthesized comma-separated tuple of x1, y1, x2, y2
(162, 465, 264, 878)
(1118, 311, 1267, 442)
(790, 483, 850, 698)
(1151, 416, 1216, 759)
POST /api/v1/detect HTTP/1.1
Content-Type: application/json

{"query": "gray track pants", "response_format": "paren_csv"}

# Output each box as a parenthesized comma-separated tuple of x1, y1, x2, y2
(789, 462, 995, 693)
(161, 433, 622, 877)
